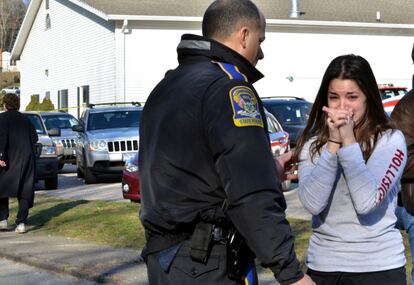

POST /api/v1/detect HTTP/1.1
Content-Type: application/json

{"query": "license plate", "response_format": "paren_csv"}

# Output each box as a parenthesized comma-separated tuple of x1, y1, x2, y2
(122, 153, 135, 163)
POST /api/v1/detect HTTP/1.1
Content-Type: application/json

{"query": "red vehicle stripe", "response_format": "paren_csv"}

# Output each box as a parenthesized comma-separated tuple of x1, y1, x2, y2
(383, 100, 399, 107)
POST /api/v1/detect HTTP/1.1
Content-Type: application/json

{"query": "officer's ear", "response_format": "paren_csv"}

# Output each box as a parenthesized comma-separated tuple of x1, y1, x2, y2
(239, 26, 249, 49)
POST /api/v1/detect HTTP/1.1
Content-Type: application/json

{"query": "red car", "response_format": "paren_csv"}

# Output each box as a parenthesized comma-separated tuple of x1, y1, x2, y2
(121, 153, 140, 202)
(378, 84, 408, 114)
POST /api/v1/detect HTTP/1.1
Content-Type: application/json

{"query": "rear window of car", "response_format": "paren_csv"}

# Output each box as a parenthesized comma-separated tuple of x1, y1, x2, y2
(43, 115, 78, 130)
(87, 110, 142, 131)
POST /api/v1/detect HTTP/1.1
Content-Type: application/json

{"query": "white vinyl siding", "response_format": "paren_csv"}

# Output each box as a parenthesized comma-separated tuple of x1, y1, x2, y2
(19, 0, 115, 117)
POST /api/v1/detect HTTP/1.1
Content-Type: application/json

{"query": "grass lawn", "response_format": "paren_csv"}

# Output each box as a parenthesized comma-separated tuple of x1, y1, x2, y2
(10, 195, 145, 249)
(8, 195, 412, 282)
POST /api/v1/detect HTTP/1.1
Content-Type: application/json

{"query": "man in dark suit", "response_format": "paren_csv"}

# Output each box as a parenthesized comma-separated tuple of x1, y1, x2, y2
(0, 93, 38, 233)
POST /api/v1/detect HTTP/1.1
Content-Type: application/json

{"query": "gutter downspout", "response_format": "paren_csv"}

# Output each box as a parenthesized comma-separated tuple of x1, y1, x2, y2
(289, 0, 305, 18)
(121, 19, 128, 103)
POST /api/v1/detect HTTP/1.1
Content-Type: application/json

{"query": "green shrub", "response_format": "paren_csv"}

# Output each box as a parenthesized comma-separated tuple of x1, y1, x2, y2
(25, 95, 40, 111)
(38, 97, 55, 111)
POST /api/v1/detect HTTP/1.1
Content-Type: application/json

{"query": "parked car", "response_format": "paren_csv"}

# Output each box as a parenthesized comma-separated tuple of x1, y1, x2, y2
(121, 152, 140, 202)
(23, 112, 59, 190)
(265, 110, 289, 157)
(378, 83, 408, 114)
(1, 86, 20, 94)
(72, 103, 142, 184)
(40, 112, 79, 170)
(265, 110, 292, 191)
(262, 96, 312, 148)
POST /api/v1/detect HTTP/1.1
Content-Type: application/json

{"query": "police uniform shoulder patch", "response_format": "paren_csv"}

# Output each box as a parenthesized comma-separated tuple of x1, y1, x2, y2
(229, 86, 264, 128)
(212, 61, 248, 82)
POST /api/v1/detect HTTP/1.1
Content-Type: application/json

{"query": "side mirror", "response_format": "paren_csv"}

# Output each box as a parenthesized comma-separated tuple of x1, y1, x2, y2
(72, 124, 84, 132)
(48, 128, 61, 137)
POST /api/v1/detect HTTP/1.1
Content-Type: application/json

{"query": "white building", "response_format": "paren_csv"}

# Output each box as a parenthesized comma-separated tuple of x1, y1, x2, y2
(11, 0, 414, 118)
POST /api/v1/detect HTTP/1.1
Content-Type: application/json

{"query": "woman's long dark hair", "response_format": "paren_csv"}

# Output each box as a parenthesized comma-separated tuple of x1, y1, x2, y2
(294, 54, 394, 162)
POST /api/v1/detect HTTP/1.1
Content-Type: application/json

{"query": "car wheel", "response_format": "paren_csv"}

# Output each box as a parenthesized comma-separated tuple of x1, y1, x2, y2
(84, 167, 97, 184)
(77, 166, 84, 178)
(45, 176, 58, 190)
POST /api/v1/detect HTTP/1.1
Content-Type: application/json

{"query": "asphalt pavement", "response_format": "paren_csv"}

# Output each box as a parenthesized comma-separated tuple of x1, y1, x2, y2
(0, 175, 311, 284)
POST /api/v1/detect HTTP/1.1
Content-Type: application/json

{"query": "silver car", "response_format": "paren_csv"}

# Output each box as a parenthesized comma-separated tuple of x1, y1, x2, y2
(40, 112, 79, 170)
(72, 104, 142, 184)
(23, 112, 59, 190)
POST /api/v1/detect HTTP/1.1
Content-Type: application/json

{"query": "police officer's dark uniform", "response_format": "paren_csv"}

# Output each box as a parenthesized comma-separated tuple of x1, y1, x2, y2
(139, 34, 304, 285)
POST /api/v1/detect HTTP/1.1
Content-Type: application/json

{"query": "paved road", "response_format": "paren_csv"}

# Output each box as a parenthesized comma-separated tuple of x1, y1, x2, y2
(35, 165, 125, 202)
(0, 257, 99, 285)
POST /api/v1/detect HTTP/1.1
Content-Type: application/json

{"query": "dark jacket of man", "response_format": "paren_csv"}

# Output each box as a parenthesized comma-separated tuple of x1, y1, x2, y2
(0, 110, 38, 206)
(139, 34, 303, 284)
(392, 89, 414, 212)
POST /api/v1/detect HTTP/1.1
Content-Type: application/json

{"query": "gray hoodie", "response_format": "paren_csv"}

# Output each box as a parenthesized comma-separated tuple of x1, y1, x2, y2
(298, 130, 407, 272)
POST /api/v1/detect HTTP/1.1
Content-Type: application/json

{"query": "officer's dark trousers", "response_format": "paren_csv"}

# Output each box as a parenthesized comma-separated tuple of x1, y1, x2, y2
(0, 197, 30, 224)
(307, 266, 406, 285)
(146, 239, 247, 284)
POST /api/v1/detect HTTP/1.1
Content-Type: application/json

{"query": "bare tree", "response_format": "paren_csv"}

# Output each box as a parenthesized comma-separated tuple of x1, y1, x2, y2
(0, 0, 27, 52)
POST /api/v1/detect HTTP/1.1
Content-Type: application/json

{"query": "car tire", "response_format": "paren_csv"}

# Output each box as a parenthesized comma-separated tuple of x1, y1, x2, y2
(77, 166, 84, 178)
(45, 176, 58, 190)
(84, 167, 97, 184)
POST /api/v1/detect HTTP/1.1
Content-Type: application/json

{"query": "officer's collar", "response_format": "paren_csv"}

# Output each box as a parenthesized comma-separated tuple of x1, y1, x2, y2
(177, 34, 264, 83)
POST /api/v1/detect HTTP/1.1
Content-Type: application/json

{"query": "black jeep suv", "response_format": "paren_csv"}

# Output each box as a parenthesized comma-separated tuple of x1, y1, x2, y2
(262, 96, 312, 148)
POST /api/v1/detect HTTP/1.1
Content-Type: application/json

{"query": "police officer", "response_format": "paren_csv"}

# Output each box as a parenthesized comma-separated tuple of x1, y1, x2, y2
(139, 1, 314, 284)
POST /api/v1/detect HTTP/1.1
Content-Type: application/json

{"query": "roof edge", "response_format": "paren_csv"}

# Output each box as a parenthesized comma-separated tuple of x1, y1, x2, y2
(11, 0, 109, 61)
(108, 14, 414, 31)
(267, 19, 414, 29)
(11, 0, 42, 61)
(68, 0, 108, 21)
(107, 15, 202, 22)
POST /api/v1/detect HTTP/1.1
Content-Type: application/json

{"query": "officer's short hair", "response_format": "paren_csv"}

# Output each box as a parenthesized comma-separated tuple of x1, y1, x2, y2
(411, 44, 414, 63)
(3, 93, 20, 111)
(202, 0, 261, 40)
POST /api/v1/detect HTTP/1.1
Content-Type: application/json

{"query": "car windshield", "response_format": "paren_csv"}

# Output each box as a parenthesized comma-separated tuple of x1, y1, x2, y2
(87, 110, 142, 131)
(43, 115, 78, 130)
(25, 114, 47, 135)
(266, 102, 312, 125)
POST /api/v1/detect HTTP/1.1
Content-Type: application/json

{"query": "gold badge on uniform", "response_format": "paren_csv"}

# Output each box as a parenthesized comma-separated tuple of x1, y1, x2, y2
(229, 86, 263, 128)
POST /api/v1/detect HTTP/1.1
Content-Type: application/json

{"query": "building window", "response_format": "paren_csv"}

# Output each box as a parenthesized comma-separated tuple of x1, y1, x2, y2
(58, 89, 68, 112)
(45, 0, 49, 9)
(45, 14, 51, 30)
(82, 85, 90, 105)
(77, 85, 90, 118)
